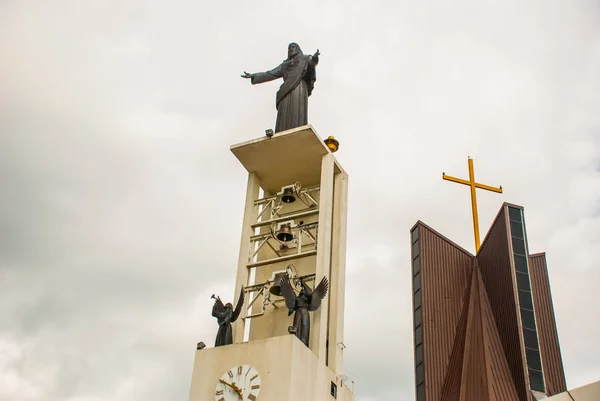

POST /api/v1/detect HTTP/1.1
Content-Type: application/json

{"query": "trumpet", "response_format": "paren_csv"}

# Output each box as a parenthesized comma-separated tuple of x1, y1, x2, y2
(211, 294, 222, 303)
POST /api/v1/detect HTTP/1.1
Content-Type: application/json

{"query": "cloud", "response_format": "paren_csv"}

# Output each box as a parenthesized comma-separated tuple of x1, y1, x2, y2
(1, 0, 599, 400)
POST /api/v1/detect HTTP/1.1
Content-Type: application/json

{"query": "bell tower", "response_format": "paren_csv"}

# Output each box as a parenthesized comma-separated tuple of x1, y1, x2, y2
(188, 125, 354, 401)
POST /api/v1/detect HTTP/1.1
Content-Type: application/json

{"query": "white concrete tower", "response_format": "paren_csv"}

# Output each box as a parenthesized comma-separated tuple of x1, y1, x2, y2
(188, 125, 354, 401)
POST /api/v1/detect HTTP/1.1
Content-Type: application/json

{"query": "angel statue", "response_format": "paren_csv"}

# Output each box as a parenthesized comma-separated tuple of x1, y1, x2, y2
(279, 276, 329, 347)
(211, 288, 244, 347)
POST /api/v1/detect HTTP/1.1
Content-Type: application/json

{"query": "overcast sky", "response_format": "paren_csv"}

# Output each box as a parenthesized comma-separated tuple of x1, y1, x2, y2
(1, 1, 599, 400)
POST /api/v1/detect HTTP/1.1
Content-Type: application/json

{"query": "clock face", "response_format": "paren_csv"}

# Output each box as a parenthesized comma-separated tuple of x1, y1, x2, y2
(214, 365, 261, 401)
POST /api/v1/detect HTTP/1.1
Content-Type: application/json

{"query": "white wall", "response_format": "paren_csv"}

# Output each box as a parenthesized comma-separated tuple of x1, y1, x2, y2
(188, 334, 354, 401)
(547, 380, 600, 400)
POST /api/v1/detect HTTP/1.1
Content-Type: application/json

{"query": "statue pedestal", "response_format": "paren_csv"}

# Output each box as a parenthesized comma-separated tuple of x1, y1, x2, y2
(188, 334, 354, 401)
(230, 124, 344, 194)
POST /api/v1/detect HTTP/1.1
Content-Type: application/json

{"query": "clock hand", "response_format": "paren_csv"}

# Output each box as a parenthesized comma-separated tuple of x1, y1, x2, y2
(218, 379, 237, 391)
(231, 382, 244, 399)
(219, 379, 243, 399)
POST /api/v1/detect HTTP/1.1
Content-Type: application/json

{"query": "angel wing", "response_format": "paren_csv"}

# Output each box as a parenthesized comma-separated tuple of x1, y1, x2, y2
(212, 297, 225, 318)
(308, 276, 329, 312)
(279, 276, 297, 316)
(231, 287, 245, 322)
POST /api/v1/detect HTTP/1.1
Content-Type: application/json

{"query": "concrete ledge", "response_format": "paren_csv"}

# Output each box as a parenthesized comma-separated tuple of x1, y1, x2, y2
(189, 334, 353, 401)
(230, 125, 341, 194)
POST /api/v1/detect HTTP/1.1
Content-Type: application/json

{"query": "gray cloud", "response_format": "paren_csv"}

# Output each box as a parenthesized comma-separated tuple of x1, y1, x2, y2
(1, 1, 599, 400)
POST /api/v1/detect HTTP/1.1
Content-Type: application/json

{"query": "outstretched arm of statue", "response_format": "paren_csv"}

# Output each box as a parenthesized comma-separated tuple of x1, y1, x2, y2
(311, 49, 320, 65)
(248, 64, 283, 85)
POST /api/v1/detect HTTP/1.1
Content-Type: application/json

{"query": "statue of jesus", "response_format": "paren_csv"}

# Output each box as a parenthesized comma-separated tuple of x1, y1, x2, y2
(241, 43, 320, 133)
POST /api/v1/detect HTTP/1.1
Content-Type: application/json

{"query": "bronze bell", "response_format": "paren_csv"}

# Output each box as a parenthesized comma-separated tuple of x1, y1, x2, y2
(276, 223, 294, 242)
(281, 187, 296, 203)
(269, 272, 286, 296)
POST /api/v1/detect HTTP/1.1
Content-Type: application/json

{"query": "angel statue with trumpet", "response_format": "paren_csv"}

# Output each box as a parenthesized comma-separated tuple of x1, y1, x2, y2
(211, 288, 244, 347)
(279, 275, 329, 347)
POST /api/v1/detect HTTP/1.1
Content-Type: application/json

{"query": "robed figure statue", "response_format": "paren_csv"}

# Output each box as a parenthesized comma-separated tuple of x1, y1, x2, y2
(211, 288, 244, 347)
(241, 43, 320, 133)
(279, 276, 329, 347)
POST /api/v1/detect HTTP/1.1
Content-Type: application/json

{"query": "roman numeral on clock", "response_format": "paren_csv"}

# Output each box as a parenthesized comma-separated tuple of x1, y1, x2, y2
(248, 395, 257, 401)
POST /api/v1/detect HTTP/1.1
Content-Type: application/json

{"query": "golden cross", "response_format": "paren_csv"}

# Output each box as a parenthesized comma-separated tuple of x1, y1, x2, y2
(442, 157, 503, 252)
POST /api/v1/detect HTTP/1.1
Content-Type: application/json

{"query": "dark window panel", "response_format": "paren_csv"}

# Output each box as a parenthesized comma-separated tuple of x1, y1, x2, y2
(413, 256, 421, 277)
(416, 363, 424, 386)
(514, 255, 528, 273)
(518, 290, 534, 311)
(415, 325, 422, 346)
(412, 241, 420, 259)
(526, 348, 543, 371)
(417, 383, 425, 401)
(414, 309, 422, 328)
(414, 289, 422, 310)
(416, 344, 423, 365)
(509, 207, 522, 223)
(529, 369, 546, 393)
(414, 272, 421, 293)
(516, 272, 531, 291)
(510, 220, 524, 239)
(512, 237, 526, 255)
(523, 328, 540, 351)
(521, 308, 537, 330)
(412, 227, 419, 244)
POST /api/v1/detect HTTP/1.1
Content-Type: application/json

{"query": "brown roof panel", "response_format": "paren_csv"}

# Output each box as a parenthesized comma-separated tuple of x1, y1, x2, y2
(440, 272, 473, 401)
(529, 254, 567, 395)
(413, 220, 475, 257)
(460, 267, 489, 401)
(477, 267, 521, 401)
(477, 206, 528, 401)
(418, 223, 474, 401)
